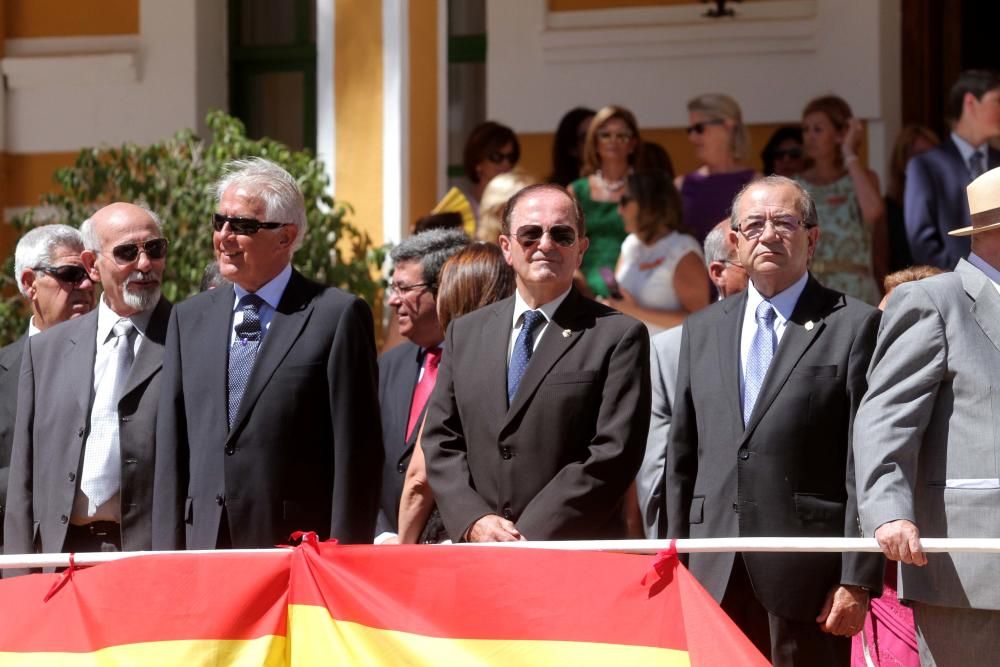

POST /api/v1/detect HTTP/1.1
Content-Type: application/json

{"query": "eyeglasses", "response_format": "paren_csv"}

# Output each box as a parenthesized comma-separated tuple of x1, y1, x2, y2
(772, 147, 804, 160)
(487, 151, 517, 165)
(109, 238, 169, 265)
(723, 259, 745, 270)
(32, 264, 89, 285)
(512, 224, 578, 248)
(617, 194, 633, 207)
(597, 131, 634, 144)
(213, 213, 290, 235)
(736, 217, 808, 240)
(387, 281, 430, 296)
(686, 118, 727, 135)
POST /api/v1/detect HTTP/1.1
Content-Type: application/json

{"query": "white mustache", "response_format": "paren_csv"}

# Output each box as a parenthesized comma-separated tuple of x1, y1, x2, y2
(124, 270, 161, 286)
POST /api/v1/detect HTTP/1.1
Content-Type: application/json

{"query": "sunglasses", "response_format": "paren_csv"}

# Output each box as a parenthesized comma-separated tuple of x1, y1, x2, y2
(512, 224, 578, 248)
(110, 238, 169, 265)
(33, 264, 89, 285)
(213, 213, 290, 235)
(772, 147, 804, 160)
(686, 118, 727, 135)
(487, 151, 517, 165)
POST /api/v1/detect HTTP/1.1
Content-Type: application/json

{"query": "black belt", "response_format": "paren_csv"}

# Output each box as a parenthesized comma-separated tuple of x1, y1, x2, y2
(67, 521, 121, 538)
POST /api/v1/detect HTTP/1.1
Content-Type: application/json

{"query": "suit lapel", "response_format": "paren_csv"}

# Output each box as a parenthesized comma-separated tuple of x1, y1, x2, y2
(742, 277, 832, 439)
(227, 271, 314, 439)
(959, 260, 1000, 354)
(504, 290, 587, 427)
(66, 312, 99, 420)
(119, 297, 170, 400)
(717, 293, 746, 435)
(482, 298, 514, 433)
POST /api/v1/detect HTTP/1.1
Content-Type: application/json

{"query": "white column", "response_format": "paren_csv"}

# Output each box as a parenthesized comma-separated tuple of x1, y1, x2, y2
(382, 0, 408, 244)
(316, 0, 336, 194)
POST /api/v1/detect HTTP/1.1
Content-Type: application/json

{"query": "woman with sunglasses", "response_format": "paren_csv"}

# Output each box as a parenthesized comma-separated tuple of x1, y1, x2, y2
(568, 105, 641, 298)
(761, 125, 806, 178)
(677, 93, 758, 244)
(797, 95, 885, 305)
(462, 121, 521, 212)
(599, 170, 709, 334)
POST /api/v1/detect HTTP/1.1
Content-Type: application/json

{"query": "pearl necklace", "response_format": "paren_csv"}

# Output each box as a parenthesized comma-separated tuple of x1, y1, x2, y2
(596, 169, 627, 193)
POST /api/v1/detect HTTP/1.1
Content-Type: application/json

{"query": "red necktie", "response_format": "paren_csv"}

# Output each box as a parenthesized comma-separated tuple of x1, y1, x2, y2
(406, 347, 442, 441)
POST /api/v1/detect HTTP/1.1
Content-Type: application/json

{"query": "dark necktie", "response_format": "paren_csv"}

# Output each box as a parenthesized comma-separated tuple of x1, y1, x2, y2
(406, 347, 442, 440)
(743, 301, 776, 427)
(507, 310, 546, 405)
(228, 294, 265, 430)
(969, 151, 986, 180)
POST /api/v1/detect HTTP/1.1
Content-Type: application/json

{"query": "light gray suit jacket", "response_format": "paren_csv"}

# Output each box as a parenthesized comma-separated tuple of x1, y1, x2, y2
(638, 325, 682, 538)
(855, 259, 1000, 610)
(3, 298, 171, 571)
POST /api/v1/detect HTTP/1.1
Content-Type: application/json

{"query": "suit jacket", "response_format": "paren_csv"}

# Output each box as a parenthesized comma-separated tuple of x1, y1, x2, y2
(376, 340, 423, 534)
(638, 325, 682, 539)
(3, 298, 171, 568)
(423, 287, 650, 541)
(855, 259, 1000, 610)
(666, 275, 884, 622)
(0, 335, 26, 545)
(152, 270, 382, 550)
(904, 137, 1000, 269)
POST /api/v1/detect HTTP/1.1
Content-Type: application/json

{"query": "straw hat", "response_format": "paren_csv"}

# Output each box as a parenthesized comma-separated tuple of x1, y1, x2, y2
(950, 166, 1000, 236)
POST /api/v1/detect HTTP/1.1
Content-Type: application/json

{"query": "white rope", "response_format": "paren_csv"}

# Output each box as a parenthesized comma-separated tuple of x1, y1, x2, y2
(2, 537, 1000, 569)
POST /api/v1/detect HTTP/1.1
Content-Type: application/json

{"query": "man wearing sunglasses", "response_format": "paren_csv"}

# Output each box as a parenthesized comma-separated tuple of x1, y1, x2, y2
(5, 203, 172, 572)
(665, 177, 882, 665)
(0, 225, 95, 550)
(152, 157, 381, 551)
(422, 183, 650, 543)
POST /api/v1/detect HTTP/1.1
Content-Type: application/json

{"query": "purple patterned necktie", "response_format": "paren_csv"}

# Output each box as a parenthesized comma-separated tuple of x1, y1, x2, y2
(227, 294, 264, 429)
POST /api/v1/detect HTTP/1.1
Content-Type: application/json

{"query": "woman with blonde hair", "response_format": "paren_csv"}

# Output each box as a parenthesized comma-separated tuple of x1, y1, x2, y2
(568, 105, 641, 297)
(477, 168, 539, 245)
(797, 95, 886, 304)
(677, 93, 758, 243)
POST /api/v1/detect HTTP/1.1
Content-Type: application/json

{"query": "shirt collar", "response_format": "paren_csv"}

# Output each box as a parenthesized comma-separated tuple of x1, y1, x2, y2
(232, 264, 293, 311)
(96, 295, 155, 344)
(27, 317, 42, 337)
(951, 131, 987, 163)
(745, 271, 809, 325)
(968, 252, 1000, 288)
(512, 286, 572, 328)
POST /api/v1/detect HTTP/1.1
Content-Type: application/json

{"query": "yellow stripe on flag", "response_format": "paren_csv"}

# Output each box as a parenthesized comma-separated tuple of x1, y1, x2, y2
(288, 604, 691, 666)
(0, 635, 287, 666)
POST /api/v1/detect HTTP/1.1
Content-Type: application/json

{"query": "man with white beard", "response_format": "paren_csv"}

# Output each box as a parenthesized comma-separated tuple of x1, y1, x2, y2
(4, 203, 172, 571)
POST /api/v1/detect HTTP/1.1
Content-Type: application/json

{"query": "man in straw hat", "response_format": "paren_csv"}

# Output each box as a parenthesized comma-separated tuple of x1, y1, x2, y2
(855, 166, 1000, 664)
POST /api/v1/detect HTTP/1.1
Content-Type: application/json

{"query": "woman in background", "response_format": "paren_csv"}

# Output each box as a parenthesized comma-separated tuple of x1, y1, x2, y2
(549, 107, 595, 187)
(676, 93, 758, 243)
(885, 125, 939, 271)
(761, 125, 805, 178)
(569, 105, 641, 297)
(797, 95, 886, 304)
(397, 243, 516, 544)
(601, 170, 709, 334)
(463, 121, 521, 211)
(477, 168, 540, 245)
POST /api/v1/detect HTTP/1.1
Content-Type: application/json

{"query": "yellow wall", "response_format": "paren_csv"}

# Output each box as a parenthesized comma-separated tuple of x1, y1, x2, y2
(407, 1, 438, 227)
(4, 0, 139, 37)
(334, 0, 383, 245)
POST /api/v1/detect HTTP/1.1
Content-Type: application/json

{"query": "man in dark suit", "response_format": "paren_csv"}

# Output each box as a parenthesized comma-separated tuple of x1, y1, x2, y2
(906, 69, 1000, 269)
(376, 228, 468, 542)
(423, 183, 650, 542)
(666, 177, 883, 665)
(152, 157, 381, 550)
(0, 225, 95, 547)
(4, 204, 170, 570)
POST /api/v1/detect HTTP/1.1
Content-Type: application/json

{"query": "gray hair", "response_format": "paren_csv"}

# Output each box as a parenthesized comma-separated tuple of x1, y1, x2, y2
(215, 158, 307, 251)
(703, 224, 731, 266)
(729, 175, 818, 232)
(14, 225, 86, 296)
(80, 204, 163, 253)
(389, 228, 470, 292)
(688, 93, 752, 162)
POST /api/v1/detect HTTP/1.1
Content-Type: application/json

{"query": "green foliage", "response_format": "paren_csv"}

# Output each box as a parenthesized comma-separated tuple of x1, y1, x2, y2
(0, 110, 379, 346)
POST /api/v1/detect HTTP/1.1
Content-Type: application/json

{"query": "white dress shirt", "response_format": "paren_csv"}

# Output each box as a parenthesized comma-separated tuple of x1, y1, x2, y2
(507, 287, 572, 365)
(229, 263, 293, 345)
(739, 272, 809, 400)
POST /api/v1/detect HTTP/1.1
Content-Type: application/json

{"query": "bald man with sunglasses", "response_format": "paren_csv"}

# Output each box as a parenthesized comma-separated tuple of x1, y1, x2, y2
(423, 183, 650, 542)
(4, 203, 172, 572)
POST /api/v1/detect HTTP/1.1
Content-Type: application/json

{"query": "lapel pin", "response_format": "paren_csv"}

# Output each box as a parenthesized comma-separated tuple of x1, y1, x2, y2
(562, 329, 572, 338)
(804, 320, 814, 331)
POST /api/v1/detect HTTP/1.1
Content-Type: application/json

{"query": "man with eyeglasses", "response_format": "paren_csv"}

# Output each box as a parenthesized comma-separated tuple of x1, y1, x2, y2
(0, 225, 95, 550)
(152, 157, 382, 551)
(422, 183, 650, 542)
(4, 204, 172, 571)
(665, 176, 883, 665)
(638, 220, 748, 538)
(376, 228, 468, 544)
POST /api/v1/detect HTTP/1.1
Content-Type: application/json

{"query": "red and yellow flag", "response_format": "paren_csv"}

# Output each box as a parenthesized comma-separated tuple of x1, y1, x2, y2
(0, 543, 767, 666)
